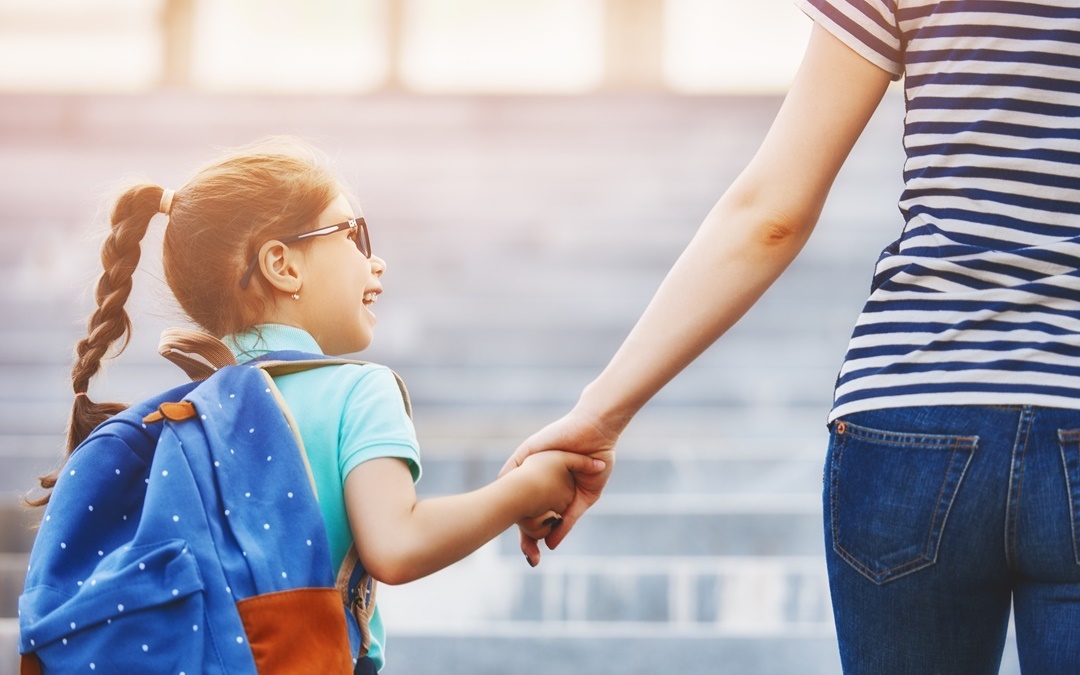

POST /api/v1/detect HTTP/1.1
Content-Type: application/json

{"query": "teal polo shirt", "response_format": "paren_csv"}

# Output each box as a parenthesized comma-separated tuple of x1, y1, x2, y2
(224, 324, 421, 672)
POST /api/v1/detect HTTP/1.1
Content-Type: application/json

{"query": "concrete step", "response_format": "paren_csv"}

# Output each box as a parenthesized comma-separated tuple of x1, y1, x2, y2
(0, 405, 831, 493)
(0, 620, 17, 675)
(382, 635, 843, 675)
(0, 617, 1025, 675)
(417, 454, 822, 498)
(378, 633, 1022, 675)
(0, 509, 37, 554)
(0, 557, 26, 621)
(0, 370, 838, 438)
(490, 509, 822, 559)
(381, 548, 831, 625)
(0, 510, 36, 620)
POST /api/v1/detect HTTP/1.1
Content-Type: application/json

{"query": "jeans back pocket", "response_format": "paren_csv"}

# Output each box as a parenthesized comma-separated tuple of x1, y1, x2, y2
(828, 420, 977, 584)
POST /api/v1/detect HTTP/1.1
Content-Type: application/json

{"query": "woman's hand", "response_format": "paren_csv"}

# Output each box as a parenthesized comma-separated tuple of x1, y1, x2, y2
(500, 408, 620, 566)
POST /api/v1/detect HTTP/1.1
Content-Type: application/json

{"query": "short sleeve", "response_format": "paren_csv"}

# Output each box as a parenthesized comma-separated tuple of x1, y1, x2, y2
(795, 0, 904, 80)
(338, 365, 421, 482)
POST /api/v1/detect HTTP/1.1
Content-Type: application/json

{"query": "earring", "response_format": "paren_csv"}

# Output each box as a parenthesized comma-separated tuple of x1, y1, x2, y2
(292, 292, 300, 301)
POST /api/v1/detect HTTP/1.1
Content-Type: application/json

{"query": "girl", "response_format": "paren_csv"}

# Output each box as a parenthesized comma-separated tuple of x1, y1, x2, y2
(506, 1, 1080, 673)
(34, 137, 603, 672)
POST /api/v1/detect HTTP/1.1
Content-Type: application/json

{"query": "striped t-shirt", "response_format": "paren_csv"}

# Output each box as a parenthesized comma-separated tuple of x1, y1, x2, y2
(795, 0, 1080, 421)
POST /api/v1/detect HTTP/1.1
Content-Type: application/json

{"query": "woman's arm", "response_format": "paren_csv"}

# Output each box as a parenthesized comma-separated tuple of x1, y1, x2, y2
(505, 23, 895, 563)
(344, 451, 605, 585)
(580, 23, 893, 431)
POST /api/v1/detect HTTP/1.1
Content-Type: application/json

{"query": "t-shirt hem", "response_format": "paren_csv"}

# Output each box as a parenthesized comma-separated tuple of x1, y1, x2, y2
(342, 446, 422, 484)
(829, 391, 1080, 423)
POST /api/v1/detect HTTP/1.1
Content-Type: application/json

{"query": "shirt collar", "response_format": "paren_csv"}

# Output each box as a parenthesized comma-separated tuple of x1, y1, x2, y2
(224, 324, 324, 362)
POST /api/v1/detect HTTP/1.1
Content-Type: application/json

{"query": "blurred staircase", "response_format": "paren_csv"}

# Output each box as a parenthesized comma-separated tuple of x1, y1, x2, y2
(0, 92, 1022, 674)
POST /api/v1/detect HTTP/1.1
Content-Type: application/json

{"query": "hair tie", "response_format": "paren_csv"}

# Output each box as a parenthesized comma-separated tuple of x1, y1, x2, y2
(159, 188, 175, 216)
(74, 392, 88, 399)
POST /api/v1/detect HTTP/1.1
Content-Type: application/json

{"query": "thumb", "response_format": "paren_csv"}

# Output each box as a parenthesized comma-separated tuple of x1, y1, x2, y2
(560, 452, 606, 474)
(521, 530, 542, 567)
(498, 442, 537, 479)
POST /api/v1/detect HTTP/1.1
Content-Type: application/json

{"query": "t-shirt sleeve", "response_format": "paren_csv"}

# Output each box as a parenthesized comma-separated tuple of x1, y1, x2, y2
(338, 365, 422, 483)
(794, 0, 904, 80)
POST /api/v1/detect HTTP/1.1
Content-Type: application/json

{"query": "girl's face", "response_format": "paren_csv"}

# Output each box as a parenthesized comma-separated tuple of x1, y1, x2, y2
(296, 193, 385, 355)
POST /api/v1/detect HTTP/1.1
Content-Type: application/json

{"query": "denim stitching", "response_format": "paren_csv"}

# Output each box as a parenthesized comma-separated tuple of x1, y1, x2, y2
(841, 424, 977, 448)
(1057, 429, 1080, 566)
(1004, 407, 1032, 571)
(830, 420, 977, 585)
(924, 442, 958, 559)
(830, 430, 845, 577)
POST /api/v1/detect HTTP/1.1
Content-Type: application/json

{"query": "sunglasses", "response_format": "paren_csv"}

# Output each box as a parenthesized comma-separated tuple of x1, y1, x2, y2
(239, 217, 371, 289)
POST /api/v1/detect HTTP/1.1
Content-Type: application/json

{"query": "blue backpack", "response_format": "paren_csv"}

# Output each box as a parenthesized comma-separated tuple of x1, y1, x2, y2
(18, 351, 402, 674)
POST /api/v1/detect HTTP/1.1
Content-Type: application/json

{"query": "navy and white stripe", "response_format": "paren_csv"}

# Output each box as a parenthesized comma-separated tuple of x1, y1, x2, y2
(795, 0, 1080, 420)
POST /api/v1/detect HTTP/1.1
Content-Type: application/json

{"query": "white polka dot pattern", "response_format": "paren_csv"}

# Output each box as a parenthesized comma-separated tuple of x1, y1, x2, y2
(19, 354, 371, 672)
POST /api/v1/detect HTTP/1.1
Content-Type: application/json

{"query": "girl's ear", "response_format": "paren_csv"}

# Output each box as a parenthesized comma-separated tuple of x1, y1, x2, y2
(257, 240, 303, 296)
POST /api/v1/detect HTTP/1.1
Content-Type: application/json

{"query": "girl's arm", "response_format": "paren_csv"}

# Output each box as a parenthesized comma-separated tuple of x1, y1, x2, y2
(504, 24, 895, 563)
(344, 451, 604, 585)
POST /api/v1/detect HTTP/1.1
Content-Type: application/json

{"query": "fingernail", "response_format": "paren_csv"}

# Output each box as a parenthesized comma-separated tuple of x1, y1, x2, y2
(542, 516, 560, 527)
(524, 552, 537, 568)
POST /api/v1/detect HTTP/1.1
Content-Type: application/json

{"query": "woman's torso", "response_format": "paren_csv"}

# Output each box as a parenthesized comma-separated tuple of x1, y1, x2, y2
(798, 0, 1080, 420)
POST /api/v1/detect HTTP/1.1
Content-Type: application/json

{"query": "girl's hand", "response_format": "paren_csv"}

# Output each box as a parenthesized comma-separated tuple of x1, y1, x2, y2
(515, 449, 608, 521)
(500, 409, 620, 566)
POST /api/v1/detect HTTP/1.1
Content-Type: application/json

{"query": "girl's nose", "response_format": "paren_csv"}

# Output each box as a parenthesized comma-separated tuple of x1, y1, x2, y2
(370, 254, 386, 277)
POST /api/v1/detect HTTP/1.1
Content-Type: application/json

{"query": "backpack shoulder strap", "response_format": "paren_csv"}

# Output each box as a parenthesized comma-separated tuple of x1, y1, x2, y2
(154, 334, 413, 420)
(255, 356, 413, 419)
(158, 327, 237, 381)
(335, 546, 377, 658)
(250, 355, 404, 661)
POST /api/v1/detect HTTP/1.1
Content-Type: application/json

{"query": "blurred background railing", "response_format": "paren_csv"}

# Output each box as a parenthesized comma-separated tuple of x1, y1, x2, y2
(0, 2, 1023, 674)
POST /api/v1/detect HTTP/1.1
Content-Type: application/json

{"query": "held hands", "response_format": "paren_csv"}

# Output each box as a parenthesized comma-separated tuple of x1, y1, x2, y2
(500, 408, 621, 567)
(512, 450, 607, 542)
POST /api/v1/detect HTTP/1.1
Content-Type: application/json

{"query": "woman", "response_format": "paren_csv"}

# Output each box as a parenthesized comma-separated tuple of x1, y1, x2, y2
(503, 2, 1080, 672)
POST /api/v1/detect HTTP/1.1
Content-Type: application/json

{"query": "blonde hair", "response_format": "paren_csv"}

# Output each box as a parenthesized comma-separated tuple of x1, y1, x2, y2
(30, 138, 343, 506)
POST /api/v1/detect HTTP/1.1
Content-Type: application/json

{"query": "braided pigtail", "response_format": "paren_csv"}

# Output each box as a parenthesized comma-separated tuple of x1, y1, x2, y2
(27, 138, 344, 508)
(27, 184, 162, 507)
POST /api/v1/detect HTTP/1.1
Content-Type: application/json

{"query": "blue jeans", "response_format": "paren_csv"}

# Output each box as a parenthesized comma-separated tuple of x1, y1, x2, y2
(824, 405, 1080, 674)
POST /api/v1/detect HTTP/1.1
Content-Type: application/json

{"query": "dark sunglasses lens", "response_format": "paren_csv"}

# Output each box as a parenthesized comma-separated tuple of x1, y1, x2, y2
(357, 222, 371, 258)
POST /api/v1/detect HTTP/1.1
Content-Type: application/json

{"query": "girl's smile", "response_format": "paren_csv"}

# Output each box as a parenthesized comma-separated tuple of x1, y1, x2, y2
(287, 193, 386, 355)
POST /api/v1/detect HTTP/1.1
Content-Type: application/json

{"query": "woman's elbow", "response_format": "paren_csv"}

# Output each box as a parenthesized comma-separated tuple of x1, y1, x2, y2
(756, 212, 814, 248)
(722, 178, 822, 250)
